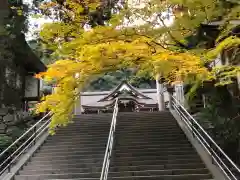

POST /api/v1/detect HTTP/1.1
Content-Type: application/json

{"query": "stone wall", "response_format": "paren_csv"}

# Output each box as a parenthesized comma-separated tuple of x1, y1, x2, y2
(0, 107, 37, 151)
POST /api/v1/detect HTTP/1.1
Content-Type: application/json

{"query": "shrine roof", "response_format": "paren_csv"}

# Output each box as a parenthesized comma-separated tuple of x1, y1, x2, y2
(82, 96, 157, 109)
(97, 80, 151, 102)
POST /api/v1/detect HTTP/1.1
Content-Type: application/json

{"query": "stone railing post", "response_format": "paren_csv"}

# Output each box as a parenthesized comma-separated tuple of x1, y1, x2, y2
(166, 84, 174, 110)
(156, 74, 165, 111)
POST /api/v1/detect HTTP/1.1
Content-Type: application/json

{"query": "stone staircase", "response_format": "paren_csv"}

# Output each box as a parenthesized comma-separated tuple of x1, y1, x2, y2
(14, 114, 112, 180)
(14, 112, 214, 180)
(108, 112, 213, 180)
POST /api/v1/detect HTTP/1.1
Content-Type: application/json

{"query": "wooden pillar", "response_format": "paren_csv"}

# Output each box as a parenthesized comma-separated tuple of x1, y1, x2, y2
(0, 0, 9, 35)
(156, 74, 165, 111)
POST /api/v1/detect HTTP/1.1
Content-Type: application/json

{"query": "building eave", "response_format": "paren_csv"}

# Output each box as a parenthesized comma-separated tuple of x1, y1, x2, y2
(14, 33, 47, 73)
(98, 80, 151, 102)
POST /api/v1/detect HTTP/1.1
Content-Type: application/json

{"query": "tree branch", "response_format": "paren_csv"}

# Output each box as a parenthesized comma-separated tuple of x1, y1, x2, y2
(157, 13, 189, 49)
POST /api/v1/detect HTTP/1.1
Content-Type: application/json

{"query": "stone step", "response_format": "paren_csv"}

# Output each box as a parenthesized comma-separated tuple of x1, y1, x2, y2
(114, 147, 194, 154)
(36, 147, 105, 154)
(115, 138, 187, 143)
(114, 149, 197, 156)
(116, 136, 188, 142)
(49, 132, 109, 136)
(39, 142, 191, 151)
(116, 121, 177, 125)
(41, 142, 107, 148)
(112, 158, 203, 166)
(34, 148, 195, 158)
(117, 117, 175, 121)
(43, 139, 107, 144)
(108, 174, 213, 180)
(67, 120, 110, 124)
(20, 167, 102, 175)
(22, 163, 102, 170)
(31, 154, 199, 163)
(114, 141, 192, 147)
(20, 163, 207, 175)
(56, 125, 179, 131)
(111, 154, 201, 162)
(114, 145, 193, 151)
(55, 130, 110, 134)
(115, 131, 184, 136)
(73, 114, 113, 117)
(22, 178, 99, 180)
(60, 122, 110, 126)
(27, 160, 103, 167)
(35, 146, 194, 157)
(51, 131, 110, 135)
(110, 163, 207, 172)
(47, 133, 185, 141)
(114, 141, 190, 146)
(33, 151, 105, 158)
(42, 140, 107, 147)
(115, 131, 185, 135)
(70, 116, 111, 119)
(46, 136, 108, 142)
(119, 117, 174, 119)
(42, 142, 107, 149)
(117, 118, 175, 121)
(115, 126, 181, 130)
(56, 121, 110, 125)
(19, 168, 209, 179)
(46, 135, 108, 139)
(55, 127, 110, 131)
(61, 119, 176, 123)
(15, 172, 101, 180)
(38, 145, 106, 154)
(45, 136, 107, 142)
(109, 168, 209, 176)
(46, 137, 189, 145)
(118, 113, 173, 116)
(62, 126, 110, 129)
(31, 154, 105, 161)
(118, 114, 172, 118)
(118, 119, 175, 121)
(117, 122, 177, 126)
(117, 112, 171, 116)
(38, 147, 106, 153)
(117, 118, 176, 121)
(115, 136, 188, 141)
(27, 157, 202, 168)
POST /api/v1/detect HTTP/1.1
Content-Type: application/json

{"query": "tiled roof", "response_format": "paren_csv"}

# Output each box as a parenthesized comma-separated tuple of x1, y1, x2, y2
(80, 81, 171, 109)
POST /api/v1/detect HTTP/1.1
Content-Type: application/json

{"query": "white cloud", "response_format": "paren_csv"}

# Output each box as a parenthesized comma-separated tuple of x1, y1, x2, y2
(23, 0, 53, 40)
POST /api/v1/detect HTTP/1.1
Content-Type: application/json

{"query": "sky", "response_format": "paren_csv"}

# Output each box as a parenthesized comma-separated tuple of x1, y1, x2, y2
(23, 0, 52, 40)
(23, 0, 173, 40)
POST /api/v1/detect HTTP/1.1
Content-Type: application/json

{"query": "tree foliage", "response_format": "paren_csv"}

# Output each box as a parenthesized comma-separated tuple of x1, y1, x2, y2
(86, 69, 155, 91)
(0, 0, 35, 108)
(34, 0, 240, 133)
